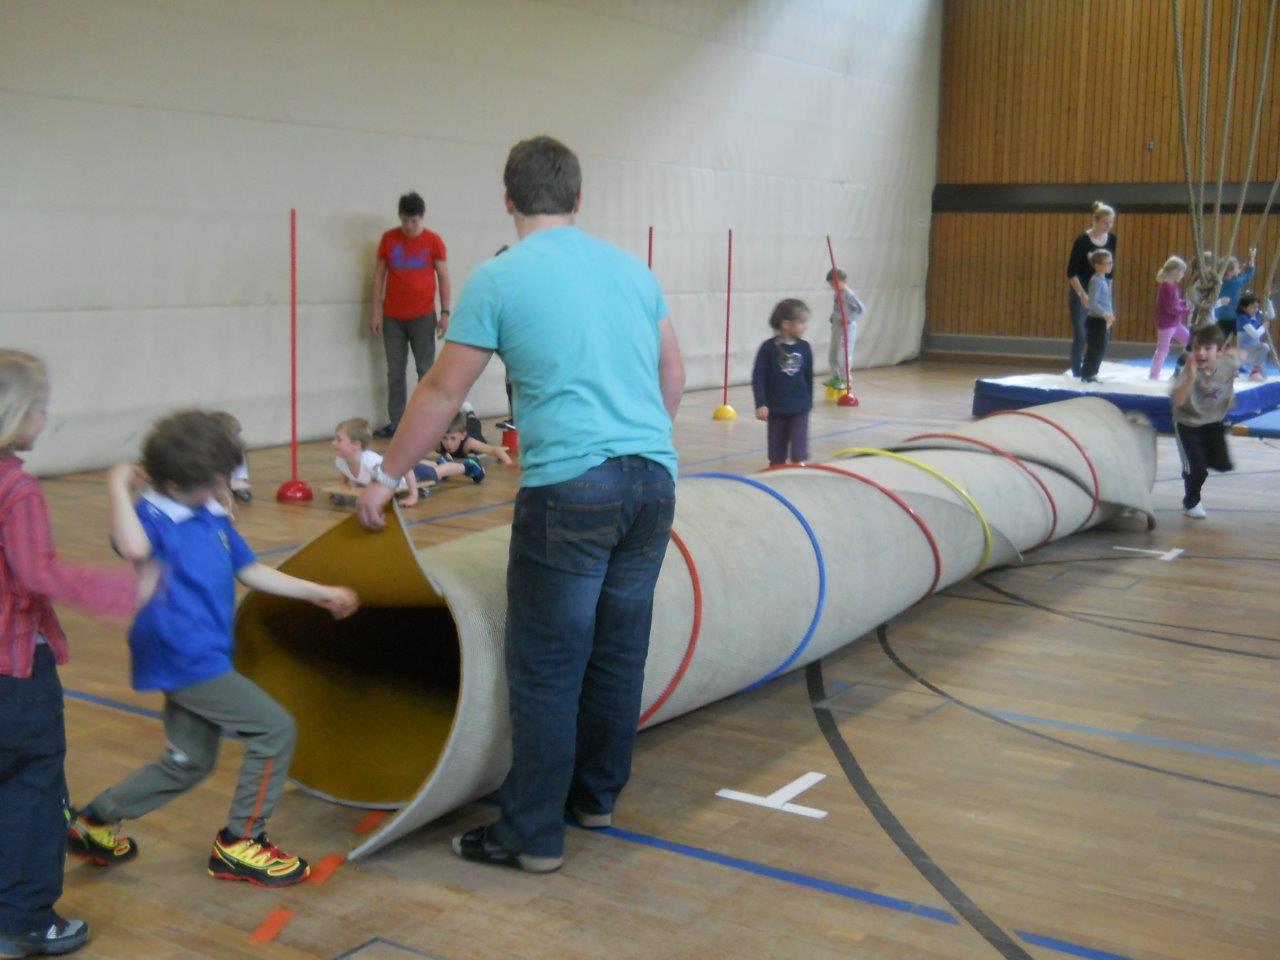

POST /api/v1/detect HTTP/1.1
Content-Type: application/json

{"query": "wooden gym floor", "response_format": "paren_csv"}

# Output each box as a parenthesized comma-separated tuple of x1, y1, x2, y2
(40, 360, 1280, 960)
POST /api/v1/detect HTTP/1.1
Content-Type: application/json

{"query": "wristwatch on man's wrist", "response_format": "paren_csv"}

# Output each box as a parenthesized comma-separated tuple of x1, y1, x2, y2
(440, 309, 451, 317)
(372, 465, 400, 490)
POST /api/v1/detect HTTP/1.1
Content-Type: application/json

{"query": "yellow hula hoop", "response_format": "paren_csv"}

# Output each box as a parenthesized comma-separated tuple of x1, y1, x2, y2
(829, 447, 994, 576)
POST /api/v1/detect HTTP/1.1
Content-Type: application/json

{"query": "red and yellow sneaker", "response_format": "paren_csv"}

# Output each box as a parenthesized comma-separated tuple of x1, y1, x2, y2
(208, 830, 310, 887)
(67, 810, 139, 866)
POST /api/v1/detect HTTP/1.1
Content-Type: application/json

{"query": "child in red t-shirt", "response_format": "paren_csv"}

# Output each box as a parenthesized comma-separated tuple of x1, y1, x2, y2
(371, 192, 451, 437)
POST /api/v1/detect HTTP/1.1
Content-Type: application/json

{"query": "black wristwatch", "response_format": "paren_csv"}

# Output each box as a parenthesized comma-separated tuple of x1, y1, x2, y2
(440, 309, 451, 317)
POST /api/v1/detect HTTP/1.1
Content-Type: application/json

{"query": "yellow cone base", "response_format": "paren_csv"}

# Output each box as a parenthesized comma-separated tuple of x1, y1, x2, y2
(712, 404, 737, 421)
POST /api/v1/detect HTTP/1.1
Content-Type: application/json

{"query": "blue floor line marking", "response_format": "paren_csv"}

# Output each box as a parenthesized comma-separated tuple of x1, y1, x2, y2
(64, 686, 1134, 959)
(1016, 929, 1133, 960)
(600, 825, 958, 924)
(991, 710, 1280, 768)
(63, 687, 162, 720)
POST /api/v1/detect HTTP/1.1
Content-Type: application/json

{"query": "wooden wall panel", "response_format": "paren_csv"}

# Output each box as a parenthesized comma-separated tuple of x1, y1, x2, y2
(937, 0, 1280, 186)
(930, 0, 1280, 343)
(927, 212, 1280, 342)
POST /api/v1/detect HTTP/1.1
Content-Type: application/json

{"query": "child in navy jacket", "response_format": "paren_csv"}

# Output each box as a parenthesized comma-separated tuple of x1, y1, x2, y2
(753, 299, 814, 465)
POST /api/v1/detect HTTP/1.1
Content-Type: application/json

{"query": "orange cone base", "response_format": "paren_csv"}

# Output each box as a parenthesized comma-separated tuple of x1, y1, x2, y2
(276, 479, 314, 503)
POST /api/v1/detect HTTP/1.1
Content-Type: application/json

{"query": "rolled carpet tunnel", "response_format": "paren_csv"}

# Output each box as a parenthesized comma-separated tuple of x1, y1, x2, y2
(234, 397, 1157, 859)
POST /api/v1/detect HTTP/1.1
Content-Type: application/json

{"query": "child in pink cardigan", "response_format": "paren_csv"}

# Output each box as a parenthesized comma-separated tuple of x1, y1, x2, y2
(0, 351, 138, 958)
(1150, 256, 1192, 380)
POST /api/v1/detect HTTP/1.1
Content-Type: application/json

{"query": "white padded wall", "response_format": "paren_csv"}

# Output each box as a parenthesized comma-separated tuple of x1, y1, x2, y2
(0, 0, 941, 474)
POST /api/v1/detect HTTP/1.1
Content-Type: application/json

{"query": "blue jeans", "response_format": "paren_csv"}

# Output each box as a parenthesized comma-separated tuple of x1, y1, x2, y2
(491, 456, 675, 858)
(0, 647, 67, 934)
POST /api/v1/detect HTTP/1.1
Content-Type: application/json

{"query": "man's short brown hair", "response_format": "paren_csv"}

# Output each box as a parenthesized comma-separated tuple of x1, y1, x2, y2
(143, 410, 242, 492)
(504, 136, 581, 216)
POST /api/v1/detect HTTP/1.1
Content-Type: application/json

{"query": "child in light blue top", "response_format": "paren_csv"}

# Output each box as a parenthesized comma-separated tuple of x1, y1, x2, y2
(1236, 293, 1272, 380)
(1213, 248, 1256, 328)
(1081, 249, 1116, 382)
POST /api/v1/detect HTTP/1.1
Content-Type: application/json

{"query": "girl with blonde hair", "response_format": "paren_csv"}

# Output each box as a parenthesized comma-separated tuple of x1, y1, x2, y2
(1149, 256, 1192, 379)
(1065, 201, 1118, 376)
(0, 350, 138, 958)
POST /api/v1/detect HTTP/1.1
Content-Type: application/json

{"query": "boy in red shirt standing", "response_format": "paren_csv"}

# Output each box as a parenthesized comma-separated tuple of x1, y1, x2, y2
(371, 192, 451, 438)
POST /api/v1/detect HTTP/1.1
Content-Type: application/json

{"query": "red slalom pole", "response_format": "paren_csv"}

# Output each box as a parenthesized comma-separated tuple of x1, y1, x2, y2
(826, 234, 859, 408)
(277, 208, 313, 502)
(647, 225, 654, 269)
(712, 228, 737, 420)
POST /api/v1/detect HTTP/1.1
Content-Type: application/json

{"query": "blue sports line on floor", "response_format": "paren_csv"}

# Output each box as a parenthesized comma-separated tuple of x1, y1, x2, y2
(60, 681, 1139, 960)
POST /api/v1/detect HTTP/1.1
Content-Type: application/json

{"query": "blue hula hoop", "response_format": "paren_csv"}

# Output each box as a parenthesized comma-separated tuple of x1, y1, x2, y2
(685, 471, 827, 690)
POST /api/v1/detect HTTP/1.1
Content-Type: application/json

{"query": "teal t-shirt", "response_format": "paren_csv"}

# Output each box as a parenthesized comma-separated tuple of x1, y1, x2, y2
(446, 226, 677, 487)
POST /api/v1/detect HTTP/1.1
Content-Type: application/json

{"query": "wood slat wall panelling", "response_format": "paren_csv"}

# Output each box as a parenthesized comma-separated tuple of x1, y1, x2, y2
(928, 212, 1280, 341)
(936, 0, 1280, 185)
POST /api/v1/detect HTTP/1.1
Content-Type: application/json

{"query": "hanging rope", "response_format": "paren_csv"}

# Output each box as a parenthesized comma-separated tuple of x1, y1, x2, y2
(1228, 0, 1278, 264)
(1173, 0, 1280, 318)
(1210, 0, 1244, 259)
(1196, 0, 1213, 237)
(1172, 0, 1223, 330)
(1172, 0, 1205, 257)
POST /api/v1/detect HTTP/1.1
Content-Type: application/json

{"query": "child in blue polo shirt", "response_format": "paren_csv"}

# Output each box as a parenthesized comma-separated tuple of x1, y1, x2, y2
(67, 411, 358, 888)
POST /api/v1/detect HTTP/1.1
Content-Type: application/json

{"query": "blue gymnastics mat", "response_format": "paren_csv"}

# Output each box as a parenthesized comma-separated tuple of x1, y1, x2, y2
(1232, 408, 1280, 438)
(972, 359, 1280, 433)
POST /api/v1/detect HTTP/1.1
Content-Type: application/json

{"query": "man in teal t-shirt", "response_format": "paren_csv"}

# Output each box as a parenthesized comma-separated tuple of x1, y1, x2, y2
(357, 136, 685, 873)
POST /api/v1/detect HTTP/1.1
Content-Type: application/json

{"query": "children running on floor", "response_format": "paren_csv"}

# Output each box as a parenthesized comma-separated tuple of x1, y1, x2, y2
(67, 410, 358, 888)
(1171, 325, 1236, 519)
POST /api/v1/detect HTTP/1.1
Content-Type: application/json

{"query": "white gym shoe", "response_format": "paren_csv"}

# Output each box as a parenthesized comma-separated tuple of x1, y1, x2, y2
(1184, 503, 1207, 519)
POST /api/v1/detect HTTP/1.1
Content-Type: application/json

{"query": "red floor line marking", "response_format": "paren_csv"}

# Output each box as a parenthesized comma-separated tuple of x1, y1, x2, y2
(308, 853, 346, 886)
(250, 908, 293, 943)
(353, 810, 389, 835)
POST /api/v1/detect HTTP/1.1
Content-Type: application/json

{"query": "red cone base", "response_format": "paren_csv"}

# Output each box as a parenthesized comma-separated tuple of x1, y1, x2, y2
(837, 392, 860, 407)
(276, 479, 314, 503)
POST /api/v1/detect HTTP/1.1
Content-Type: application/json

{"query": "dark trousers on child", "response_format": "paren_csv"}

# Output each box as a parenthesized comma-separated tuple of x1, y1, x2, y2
(1174, 420, 1233, 508)
(767, 412, 810, 465)
(1068, 290, 1090, 377)
(1081, 316, 1110, 379)
(0, 646, 68, 935)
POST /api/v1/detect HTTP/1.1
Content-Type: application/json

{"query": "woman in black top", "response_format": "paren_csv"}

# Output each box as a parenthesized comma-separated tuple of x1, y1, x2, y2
(1066, 201, 1117, 377)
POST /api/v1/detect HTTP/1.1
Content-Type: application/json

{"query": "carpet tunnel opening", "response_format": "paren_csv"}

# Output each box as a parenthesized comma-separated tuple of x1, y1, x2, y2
(235, 512, 463, 807)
